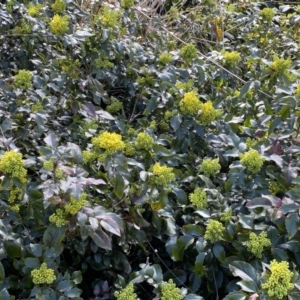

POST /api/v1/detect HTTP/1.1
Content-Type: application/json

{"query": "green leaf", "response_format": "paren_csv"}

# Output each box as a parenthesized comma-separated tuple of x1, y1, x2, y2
(239, 81, 253, 99)
(268, 117, 282, 135)
(184, 294, 204, 300)
(237, 280, 257, 293)
(43, 224, 66, 248)
(183, 225, 203, 237)
(92, 229, 112, 250)
(114, 173, 125, 199)
(0, 288, 10, 300)
(286, 213, 299, 239)
(170, 115, 182, 131)
(229, 261, 258, 285)
(100, 217, 121, 236)
(213, 243, 226, 263)
(24, 257, 40, 269)
(278, 105, 290, 120)
(172, 188, 187, 205)
(3, 240, 22, 258)
(0, 262, 4, 283)
(71, 271, 82, 284)
(29, 244, 43, 257)
(172, 235, 194, 261)
(57, 280, 71, 292)
(223, 292, 246, 300)
(44, 132, 59, 148)
(194, 252, 206, 276)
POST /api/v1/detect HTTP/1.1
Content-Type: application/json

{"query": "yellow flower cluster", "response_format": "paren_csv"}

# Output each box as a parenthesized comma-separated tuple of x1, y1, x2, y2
(295, 83, 300, 99)
(262, 260, 294, 299)
(175, 80, 194, 92)
(92, 131, 125, 152)
(200, 158, 221, 177)
(56, 58, 80, 78)
(49, 208, 68, 227)
(121, 0, 135, 9)
(158, 53, 173, 65)
(28, 3, 43, 17)
(150, 163, 175, 186)
(43, 158, 54, 171)
(189, 187, 207, 209)
(125, 142, 135, 156)
(31, 263, 56, 285)
(161, 279, 183, 300)
(55, 168, 64, 180)
(51, 0, 66, 14)
(135, 133, 154, 150)
(179, 91, 201, 115)
(137, 75, 155, 86)
(65, 193, 87, 215)
(149, 120, 157, 130)
(0, 151, 27, 184)
(198, 101, 222, 125)
(95, 58, 114, 69)
(247, 232, 271, 258)
(179, 43, 198, 65)
(114, 283, 137, 300)
(50, 15, 69, 36)
(14, 19, 32, 34)
(80, 119, 98, 137)
(259, 7, 275, 22)
(106, 98, 123, 113)
(8, 187, 22, 212)
(82, 150, 97, 163)
(14, 70, 33, 90)
(269, 55, 292, 77)
(239, 149, 265, 173)
(222, 51, 241, 67)
(220, 208, 232, 223)
(204, 220, 225, 243)
(31, 102, 43, 112)
(245, 137, 258, 149)
(269, 181, 284, 195)
(99, 6, 122, 28)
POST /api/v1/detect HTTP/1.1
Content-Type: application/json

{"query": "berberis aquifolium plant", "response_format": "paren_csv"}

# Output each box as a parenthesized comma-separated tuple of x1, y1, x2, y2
(1, 0, 300, 299)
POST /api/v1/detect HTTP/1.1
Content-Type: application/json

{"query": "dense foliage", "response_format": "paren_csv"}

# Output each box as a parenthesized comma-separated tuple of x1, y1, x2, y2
(1, 0, 300, 299)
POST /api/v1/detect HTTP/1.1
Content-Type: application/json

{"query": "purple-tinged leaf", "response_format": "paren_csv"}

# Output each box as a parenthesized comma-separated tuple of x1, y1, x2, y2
(44, 132, 59, 148)
(246, 197, 272, 208)
(82, 102, 96, 117)
(100, 218, 121, 236)
(92, 229, 112, 250)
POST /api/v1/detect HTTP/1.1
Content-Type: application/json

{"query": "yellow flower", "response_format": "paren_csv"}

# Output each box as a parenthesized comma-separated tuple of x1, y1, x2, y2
(158, 53, 173, 65)
(259, 8, 275, 22)
(179, 91, 201, 115)
(49, 209, 68, 227)
(51, 0, 66, 14)
(239, 149, 265, 173)
(204, 220, 225, 242)
(198, 101, 222, 125)
(92, 131, 125, 151)
(179, 43, 197, 65)
(222, 51, 241, 67)
(14, 70, 32, 90)
(135, 132, 154, 150)
(262, 260, 294, 299)
(99, 6, 122, 28)
(28, 3, 43, 17)
(0, 151, 27, 184)
(50, 14, 69, 35)
(161, 279, 183, 300)
(31, 263, 56, 285)
(65, 194, 87, 215)
(150, 163, 175, 186)
(268, 55, 291, 77)
(189, 188, 207, 209)
(115, 283, 137, 300)
(121, 0, 135, 9)
(200, 158, 221, 177)
(247, 232, 271, 258)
